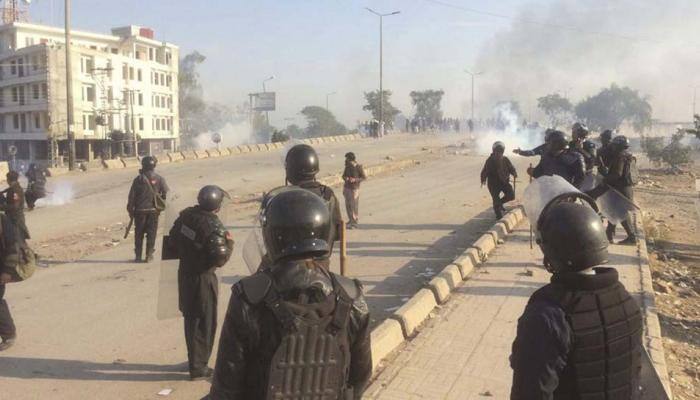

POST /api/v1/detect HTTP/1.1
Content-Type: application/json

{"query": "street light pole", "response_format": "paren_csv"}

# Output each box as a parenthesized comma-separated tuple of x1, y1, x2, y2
(464, 69, 483, 123)
(65, 0, 76, 170)
(325, 91, 337, 112)
(366, 8, 400, 138)
(693, 86, 699, 117)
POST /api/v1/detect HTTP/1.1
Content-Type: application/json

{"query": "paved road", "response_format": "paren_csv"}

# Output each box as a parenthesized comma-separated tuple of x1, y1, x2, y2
(365, 224, 646, 400)
(0, 135, 532, 399)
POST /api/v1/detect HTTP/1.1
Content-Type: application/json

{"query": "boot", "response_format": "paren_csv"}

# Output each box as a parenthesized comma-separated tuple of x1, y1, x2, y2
(618, 220, 637, 245)
(0, 335, 16, 351)
(190, 366, 214, 381)
(145, 251, 154, 263)
(134, 250, 143, 263)
(605, 223, 615, 243)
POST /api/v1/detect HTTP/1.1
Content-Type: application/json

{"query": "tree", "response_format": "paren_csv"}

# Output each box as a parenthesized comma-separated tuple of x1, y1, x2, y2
(178, 51, 207, 138)
(300, 106, 347, 137)
(409, 90, 444, 127)
(363, 90, 400, 129)
(661, 133, 692, 169)
(574, 84, 652, 132)
(537, 93, 573, 128)
(284, 124, 304, 138)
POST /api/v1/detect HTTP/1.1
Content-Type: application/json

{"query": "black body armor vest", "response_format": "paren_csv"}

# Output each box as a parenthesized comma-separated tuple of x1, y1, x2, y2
(529, 268, 643, 400)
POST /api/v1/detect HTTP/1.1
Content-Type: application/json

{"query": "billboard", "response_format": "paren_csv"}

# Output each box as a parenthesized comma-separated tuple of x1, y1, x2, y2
(252, 92, 276, 111)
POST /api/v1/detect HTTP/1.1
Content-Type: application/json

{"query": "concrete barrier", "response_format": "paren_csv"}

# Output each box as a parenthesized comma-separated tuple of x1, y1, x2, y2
(206, 149, 221, 158)
(370, 319, 405, 370)
(120, 157, 140, 168)
(48, 167, 70, 176)
(194, 150, 209, 159)
(452, 255, 475, 279)
(428, 275, 451, 304)
(181, 150, 197, 160)
(219, 147, 232, 156)
(391, 289, 437, 337)
(102, 159, 124, 169)
(227, 147, 241, 155)
(157, 155, 171, 164)
(473, 234, 497, 255)
(438, 264, 462, 289)
(271, 142, 284, 149)
(491, 222, 509, 241)
(167, 152, 184, 162)
(254, 144, 266, 152)
(464, 247, 483, 265)
(500, 213, 518, 232)
(237, 145, 251, 153)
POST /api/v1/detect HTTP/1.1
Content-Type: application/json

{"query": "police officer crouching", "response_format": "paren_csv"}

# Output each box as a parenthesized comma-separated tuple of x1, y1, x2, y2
(209, 188, 372, 400)
(166, 185, 234, 381)
(510, 197, 642, 399)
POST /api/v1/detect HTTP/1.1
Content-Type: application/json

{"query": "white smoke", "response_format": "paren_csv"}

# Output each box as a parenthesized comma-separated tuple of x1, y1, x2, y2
(193, 120, 253, 150)
(36, 181, 75, 207)
(475, 103, 545, 156)
(473, 0, 700, 123)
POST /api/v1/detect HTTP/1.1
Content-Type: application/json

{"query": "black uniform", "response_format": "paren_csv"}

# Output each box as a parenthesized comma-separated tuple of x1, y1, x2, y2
(25, 165, 49, 210)
(0, 214, 21, 348)
(480, 154, 517, 219)
(169, 205, 233, 378)
(515, 143, 546, 157)
(127, 170, 168, 260)
(296, 180, 343, 244)
(589, 149, 636, 242)
(570, 140, 597, 172)
(597, 142, 615, 175)
(1, 182, 29, 240)
(510, 268, 642, 399)
(532, 150, 586, 188)
(209, 260, 372, 400)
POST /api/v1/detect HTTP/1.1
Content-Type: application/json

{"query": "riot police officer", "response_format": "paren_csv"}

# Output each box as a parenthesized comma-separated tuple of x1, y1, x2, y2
(528, 130, 586, 188)
(209, 188, 372, 399)
(569, 123, 597, 172)
(511, 198, 642, 399)
(1, 171, 29, 240)
(0, 214, 19, 351)
(166, 185, 234, 381)
(597, 129, 614, 175)
(127, 156, 168, 262)
(25, 163, 50, 210)
(587, 135, 637, 244)
(481, 141, 517, 219)
(285, 143, 343, 241)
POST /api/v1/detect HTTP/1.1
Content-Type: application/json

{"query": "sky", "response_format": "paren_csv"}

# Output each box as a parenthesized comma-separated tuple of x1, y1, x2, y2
(22, 0, 700, 128)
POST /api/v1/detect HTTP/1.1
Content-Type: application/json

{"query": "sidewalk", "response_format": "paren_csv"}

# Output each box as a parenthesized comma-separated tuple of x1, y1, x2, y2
(365, 222, 653, 400)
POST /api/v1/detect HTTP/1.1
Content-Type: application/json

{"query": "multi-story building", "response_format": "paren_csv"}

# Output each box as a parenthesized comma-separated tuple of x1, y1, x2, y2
(0, 22, 179, 164)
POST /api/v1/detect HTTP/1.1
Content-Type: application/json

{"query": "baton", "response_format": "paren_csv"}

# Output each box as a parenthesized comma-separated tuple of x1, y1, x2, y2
(339, 221, 348, 276)
(529, 163, 533, 250)
(124, 217, 134, 239)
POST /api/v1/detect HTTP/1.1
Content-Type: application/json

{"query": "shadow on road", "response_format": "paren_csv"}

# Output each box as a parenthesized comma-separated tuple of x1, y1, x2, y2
(0, 357, 187, 381)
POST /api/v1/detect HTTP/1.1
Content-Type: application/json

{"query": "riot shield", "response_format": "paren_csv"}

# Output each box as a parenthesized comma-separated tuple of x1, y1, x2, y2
(579, 171, 600, 192)
(597, 186, 639, 225)
(156, 189, 189, 320)
(242, 222, 265, 274)
(522, 175, 581, 229)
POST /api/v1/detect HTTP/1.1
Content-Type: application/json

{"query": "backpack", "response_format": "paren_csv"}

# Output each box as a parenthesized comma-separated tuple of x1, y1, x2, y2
(142, 174, 166, 212)
(1, 215, 37, 282)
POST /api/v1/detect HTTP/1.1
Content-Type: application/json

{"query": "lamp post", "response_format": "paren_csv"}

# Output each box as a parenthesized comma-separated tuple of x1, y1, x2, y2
(325, 91, 337, 112)
(693, 85, 699, 117)
(464, 69, 483, 123)
(366, 8, 400, 138)
(65, 0, 76, 170)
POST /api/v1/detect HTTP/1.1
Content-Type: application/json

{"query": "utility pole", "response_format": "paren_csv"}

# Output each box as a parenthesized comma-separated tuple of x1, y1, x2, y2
(130, 90, 138, 156)
(325, 91, 336, 112)
(262, 76, 274, 126)
(366, 8, 400, 138)
(693, 86, 699, 117)
(65, 0, 76, 170)
(464, 69, 483, 123)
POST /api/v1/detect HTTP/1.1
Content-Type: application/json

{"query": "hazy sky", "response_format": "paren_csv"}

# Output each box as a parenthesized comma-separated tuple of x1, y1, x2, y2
(25, 0, 699, 128)
(27, 0, 532, 126)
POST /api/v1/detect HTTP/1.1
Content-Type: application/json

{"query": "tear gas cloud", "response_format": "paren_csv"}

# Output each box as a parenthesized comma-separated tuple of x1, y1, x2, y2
(193, 120, 253, 150)
(36, 182, 75, 207)
(473, 0, 700, 124)
(475, 102, 545, 156)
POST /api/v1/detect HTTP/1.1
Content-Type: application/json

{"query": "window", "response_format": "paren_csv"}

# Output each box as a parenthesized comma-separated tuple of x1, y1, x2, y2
(154, 73, 159, 85)
(25, 37, 35, 47)
(129, 67, 134, 80)
(17, 59, 24, 77)
(107, 86, 113, 102)
(149, 48, 154, 61)
(155, 96, 160, 108)
(12, 114, 19, 130)
(82, 85, 95, 103)
(138, 93, 143, 106)
(32, 84, 39, 99)
(111, 48, 118, 54)
(34, 113, 41, 130)
(41, 83, 47, 99)
(18, 86, 24, 105)
(139, 118, 144, 131)
(0, 89, 4, 107)
(20, 113, 26, 131)
(0, 116, 5, 132)
(10, 60, 15, 75)
(12, 87, 18, 102)
(83, 114, 95, 130)
(167, 75, 171, 87)
(122, 63, 128, 81)
(31, 55, 38, 71)
(81, 56, 94, 74)
(156, 119, 161, 130)
(137, 69, 142, 81)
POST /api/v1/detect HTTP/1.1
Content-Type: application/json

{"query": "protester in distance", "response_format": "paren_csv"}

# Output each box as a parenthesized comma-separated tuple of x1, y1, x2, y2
(481, 141, 518, 219)
(1, 171, 29, 240)
(25, 163, 50, 211)
(342, 152, 367, 229)
(165, 185, 234, 381)
(126, 156, 168, 263)
(510, 197, 642, 399)
(208, 188, 372, 399)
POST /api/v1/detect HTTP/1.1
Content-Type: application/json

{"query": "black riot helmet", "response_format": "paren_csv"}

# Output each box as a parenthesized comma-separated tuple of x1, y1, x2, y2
(583, 140, 597, 156)
(611, 135, 630, 151)
(600, 129, 613, 145)
(197, 185, 230, 212)
(572, 122, 589, 140)
(537, 197, 608, 273)
(547, 130, 570, 152)
(141, 156, 157, 171)
(544, 128, 555, 143)
(492, 141, 505, 153)
(345, 152, 356, 161)
(285, 144, 319, 184)
(262, 188, 331, 264)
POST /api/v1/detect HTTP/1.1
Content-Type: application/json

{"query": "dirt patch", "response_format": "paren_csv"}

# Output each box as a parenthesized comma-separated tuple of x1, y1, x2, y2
(637, 165, 700, 399)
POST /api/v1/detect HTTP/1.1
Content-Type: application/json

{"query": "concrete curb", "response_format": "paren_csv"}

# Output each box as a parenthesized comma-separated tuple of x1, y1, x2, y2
(102, 159, 124, 169)
(371, 206, 526, 371)
(633, 212, 673, 398)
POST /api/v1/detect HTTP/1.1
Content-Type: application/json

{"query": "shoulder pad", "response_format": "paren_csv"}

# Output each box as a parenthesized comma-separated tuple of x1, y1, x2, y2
(238, 272, 272, 304)
(333, 273, 362, 300)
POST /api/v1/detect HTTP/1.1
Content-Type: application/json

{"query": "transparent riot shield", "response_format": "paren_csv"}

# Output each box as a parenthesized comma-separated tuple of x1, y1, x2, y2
(597, 186, 640, 225)
(523, 175, 582, 229)
(156, 189, 190, 320)
(579, 171, 600, 192)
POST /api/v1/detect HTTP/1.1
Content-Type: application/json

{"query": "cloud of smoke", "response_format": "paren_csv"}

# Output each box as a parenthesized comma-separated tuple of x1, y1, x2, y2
(475, 102, 545, 156)
(473, 0, 700, 123)
(192, 120, 253, 150)
(36, 181, 75, 207)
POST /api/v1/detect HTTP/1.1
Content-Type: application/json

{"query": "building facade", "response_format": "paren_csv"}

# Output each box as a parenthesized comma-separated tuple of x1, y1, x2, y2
(0, 22, 179, 165)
